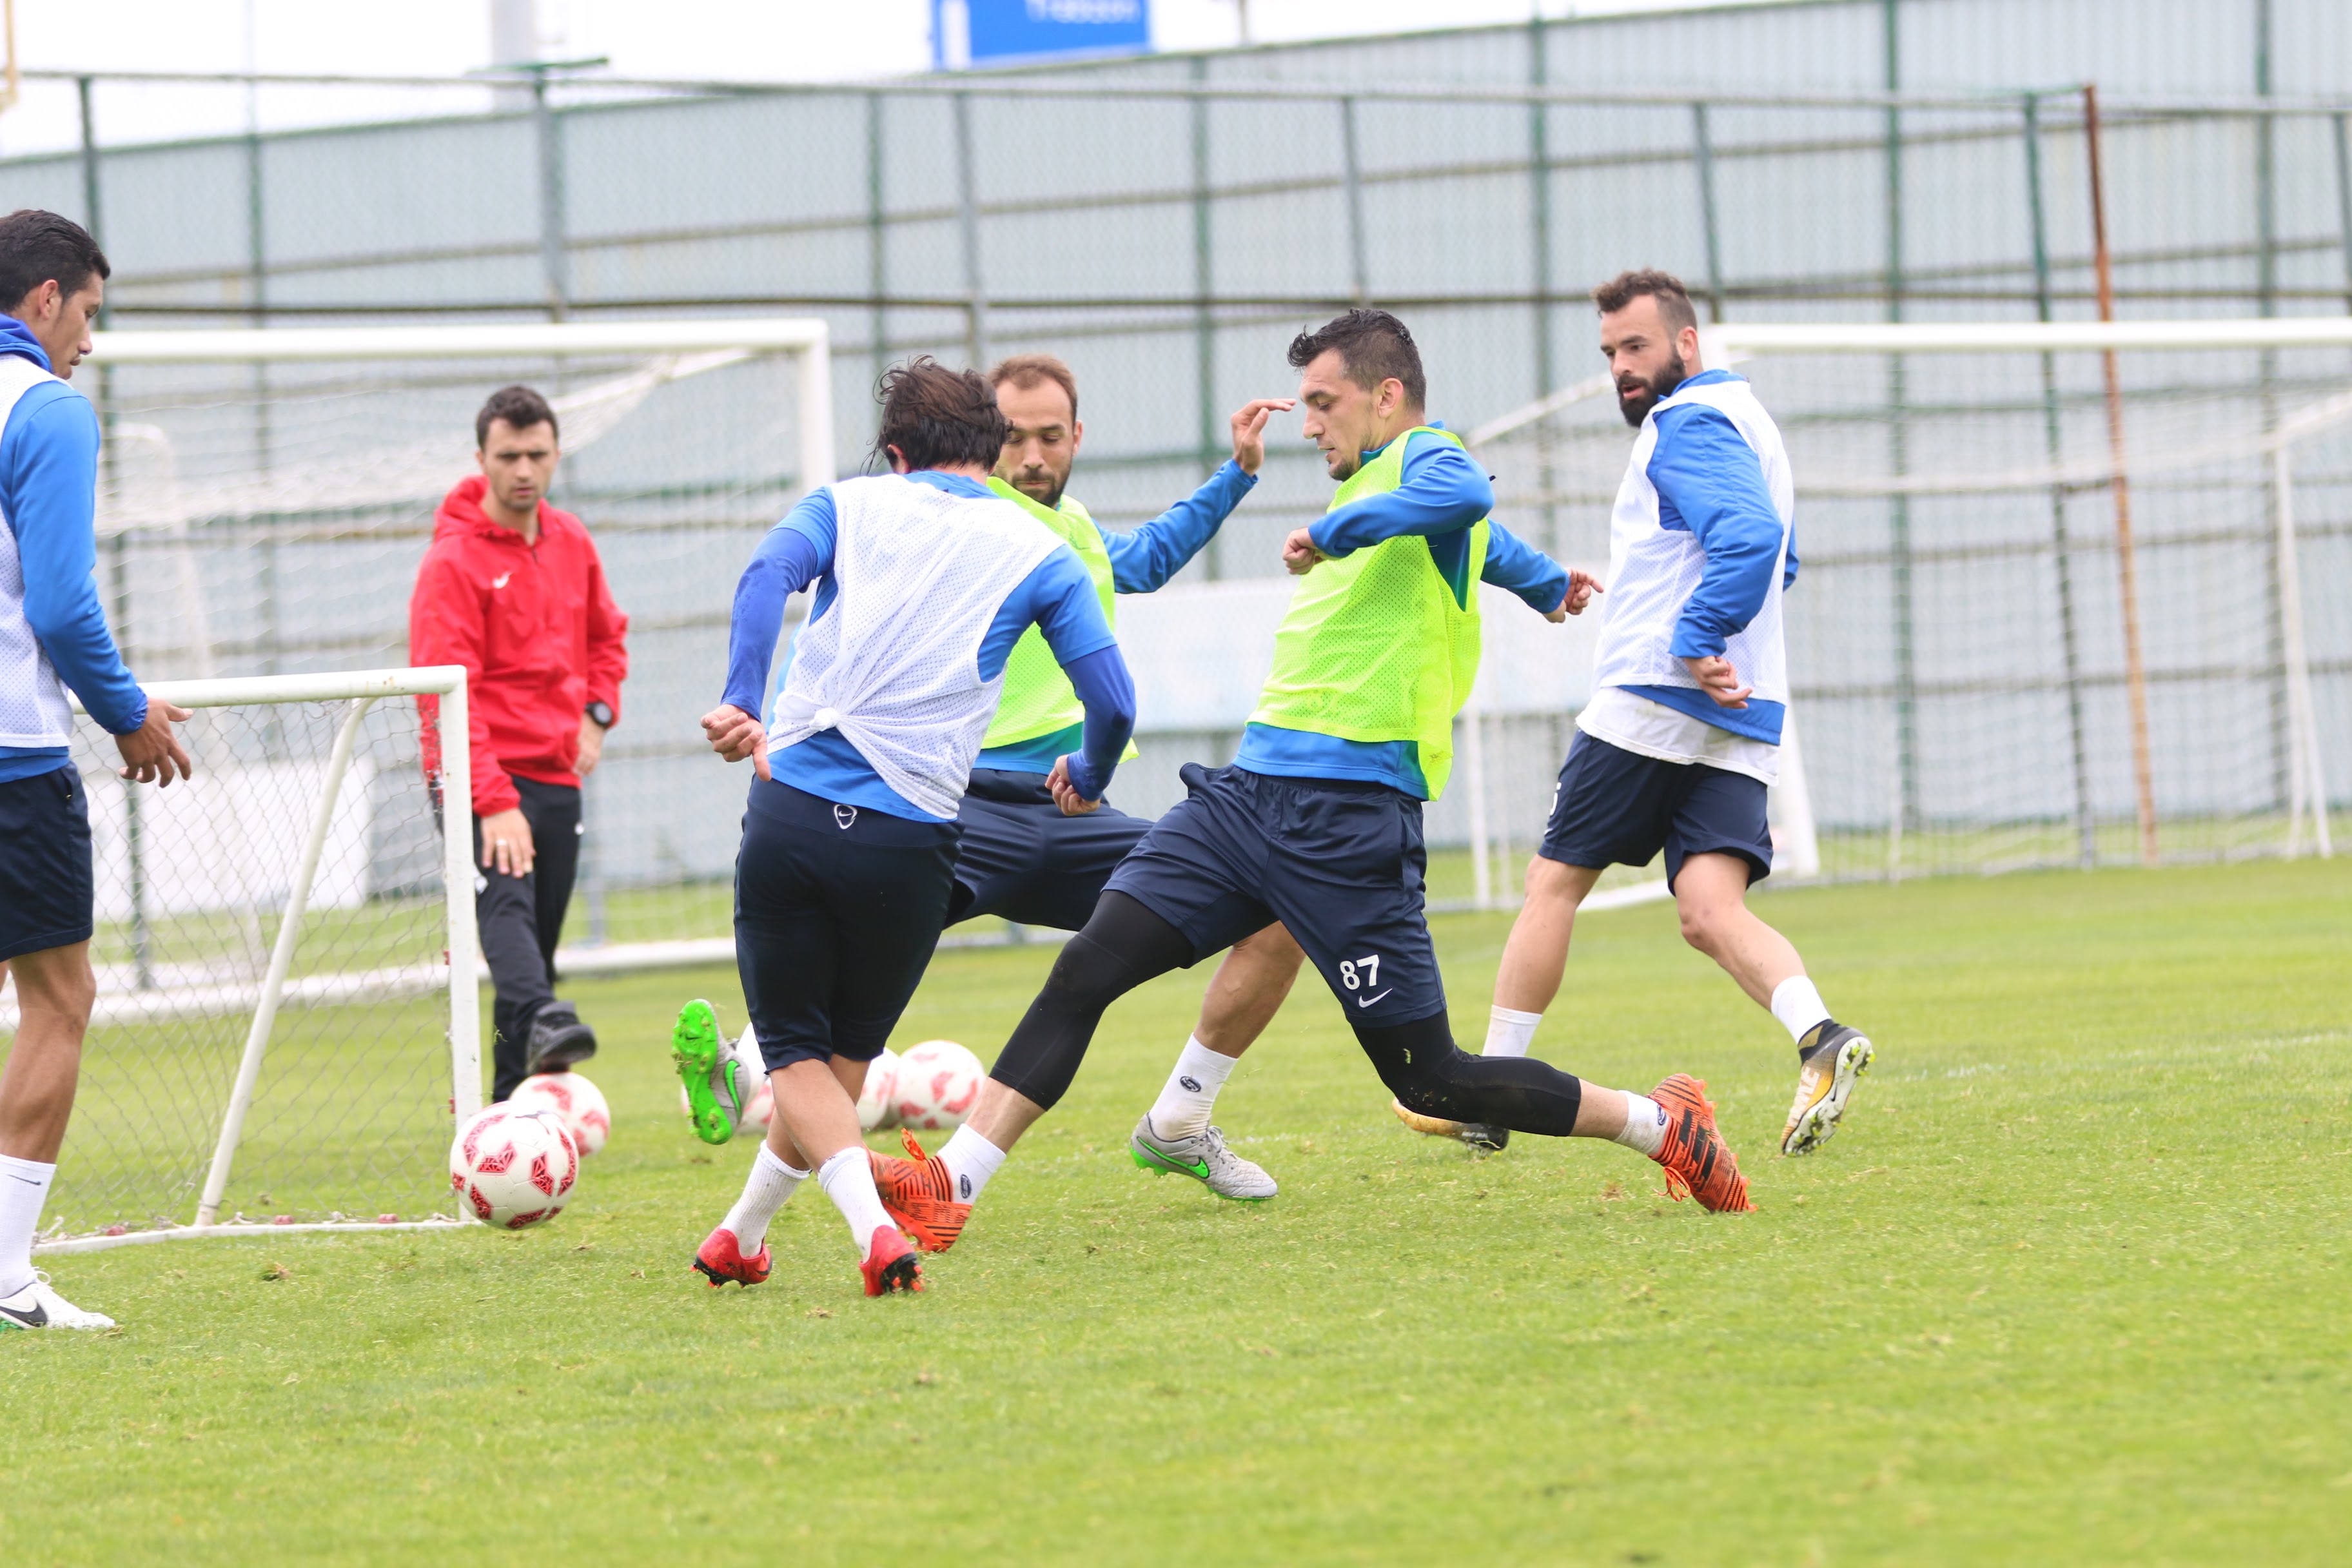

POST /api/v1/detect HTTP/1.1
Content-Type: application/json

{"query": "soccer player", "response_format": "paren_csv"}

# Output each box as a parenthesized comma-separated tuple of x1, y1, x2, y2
(870, 309, 1752, 1254)
(0, 210, 192, 1331)
(1444, 270, 1873, 1158)
(954, 354, 1306, 1201)
(408, 386, 629, 1103)
(684, 358, 1137, 1297)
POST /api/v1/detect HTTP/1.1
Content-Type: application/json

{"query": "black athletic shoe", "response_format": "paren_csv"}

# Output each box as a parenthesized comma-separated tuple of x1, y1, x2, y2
(523, 1001, 598, 1077)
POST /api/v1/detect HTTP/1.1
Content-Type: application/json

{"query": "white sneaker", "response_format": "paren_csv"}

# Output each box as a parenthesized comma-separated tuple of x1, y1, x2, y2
(0, 1271, 117, 1331)
(1130, 1116, 1277, 1201)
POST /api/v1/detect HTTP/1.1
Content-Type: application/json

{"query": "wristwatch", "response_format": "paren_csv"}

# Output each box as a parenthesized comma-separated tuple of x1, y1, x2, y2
(584, 701, 614, 729)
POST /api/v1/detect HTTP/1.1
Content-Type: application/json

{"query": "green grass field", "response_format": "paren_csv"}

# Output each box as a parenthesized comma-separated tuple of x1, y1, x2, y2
(4, 859, 2348, 1565)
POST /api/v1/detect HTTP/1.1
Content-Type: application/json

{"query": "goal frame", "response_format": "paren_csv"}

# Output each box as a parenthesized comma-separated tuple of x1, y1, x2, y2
(34, 664, 481, 1255)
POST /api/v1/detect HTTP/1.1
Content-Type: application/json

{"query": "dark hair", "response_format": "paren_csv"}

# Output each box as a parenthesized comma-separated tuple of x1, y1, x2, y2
(1591, 268, 1699, 337)
(1286, 308, 1426, 409)
(0, 210, 110, 314)
(870, 356, 1008, 472)
(475, 384, 559, 449)
(988, 353, 1079, 422)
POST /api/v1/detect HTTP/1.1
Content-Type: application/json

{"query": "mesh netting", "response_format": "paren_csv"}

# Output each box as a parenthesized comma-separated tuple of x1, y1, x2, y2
(19, 696, 456, 1239)
(1475, 342, 2351, 878)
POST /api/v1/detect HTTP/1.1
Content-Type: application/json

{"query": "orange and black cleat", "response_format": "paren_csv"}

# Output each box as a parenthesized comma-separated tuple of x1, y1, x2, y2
(868, 1128, 972, 1253)
(692, 1224, 772, 1288)
(860, 1224, 925, 1297)
(1649, 1074, 1756, 1213)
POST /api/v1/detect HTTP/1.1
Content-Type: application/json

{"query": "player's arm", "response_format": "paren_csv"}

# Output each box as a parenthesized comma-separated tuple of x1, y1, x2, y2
(1016, 546, 1135, 814)
(8, 391, 189, 783)
(576, 539, 629, 776)
(1288, 433, 1493, 572)
(408, 542, 533, 867)
(703, 487, 836, 778)
(1480, 519, 1600, 622)
(1649, 405, 1785, 709)
(1101, 398, 1290, 593)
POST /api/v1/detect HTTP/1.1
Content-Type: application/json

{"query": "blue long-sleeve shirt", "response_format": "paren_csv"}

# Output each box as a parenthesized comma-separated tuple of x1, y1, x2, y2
(974, 459, 1257, 776)
(0, 320, 145, 784)
(727, 471, 1133, 821)
(1239, 426, 1570, 799)
(1622, 370, 1798, 743)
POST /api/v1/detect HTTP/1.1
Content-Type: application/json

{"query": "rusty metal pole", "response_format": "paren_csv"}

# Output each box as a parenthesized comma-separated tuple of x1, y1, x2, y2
(2084, 84, 2159, 867)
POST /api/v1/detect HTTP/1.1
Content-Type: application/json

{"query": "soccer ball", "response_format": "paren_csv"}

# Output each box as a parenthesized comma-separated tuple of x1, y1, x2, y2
(678, 1026, 772, 1137)
(511, 1071, 610, 1157)
(856, 1046, 901, 1133)
(449, 1104, 579, 1230)
(892, 1039, 983, 1131)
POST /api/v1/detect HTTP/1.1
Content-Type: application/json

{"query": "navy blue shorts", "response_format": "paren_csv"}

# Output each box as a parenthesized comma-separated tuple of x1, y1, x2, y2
(1105, 763, 1443, 1026)
(948, 770, 1152, 931)
(734, 781, 960, 1070)
(1538, 731, 1773, 889)
(0, 764, 94, 962)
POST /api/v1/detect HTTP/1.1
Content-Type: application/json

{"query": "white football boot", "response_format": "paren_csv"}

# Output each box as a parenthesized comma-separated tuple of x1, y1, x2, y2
(0, 1271, 116, 1331)
(1130, 1116, 1277, 1201)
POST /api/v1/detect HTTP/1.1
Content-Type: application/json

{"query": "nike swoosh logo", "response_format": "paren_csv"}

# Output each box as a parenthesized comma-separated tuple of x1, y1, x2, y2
(1354, 989, 1393, 1008)
(1139, 1144, 1210, 1180)
(492, 572, 513, 589)
(6, 1174, 43, 1186)
(0, 1299, 48, 1329)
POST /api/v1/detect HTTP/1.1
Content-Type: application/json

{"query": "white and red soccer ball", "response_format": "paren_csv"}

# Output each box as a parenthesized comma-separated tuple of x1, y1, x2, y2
(892, 1039, 982, 1131)
(449, 1104, 579, 1230)
(511, 1071, 610, 1157)
(856, 1046, 901, 1133)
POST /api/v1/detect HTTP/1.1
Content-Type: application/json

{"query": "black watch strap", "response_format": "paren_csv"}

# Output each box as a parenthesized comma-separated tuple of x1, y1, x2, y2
(585, 701, 614, 729)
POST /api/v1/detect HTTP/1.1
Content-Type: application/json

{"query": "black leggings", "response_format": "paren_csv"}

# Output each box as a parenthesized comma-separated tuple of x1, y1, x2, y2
(990, 892, 1586, 1135)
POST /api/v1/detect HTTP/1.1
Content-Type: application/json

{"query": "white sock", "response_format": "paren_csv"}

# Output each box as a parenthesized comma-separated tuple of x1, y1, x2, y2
(1612, 1094, 1667, 1158)
(1146, 1037, 1239, 1140)
(720, 1144, 807, 1254)
(1770, 975, 1834, 1047)
(937, 1124, 1006, 1205)
(1483, 1006, 1542, 1059)
(817, 1148, 894, 1252)
(0, 1153, 56, 1297)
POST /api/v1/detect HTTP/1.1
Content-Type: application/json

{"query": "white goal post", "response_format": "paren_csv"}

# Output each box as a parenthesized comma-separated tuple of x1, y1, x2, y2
(25, 667, 480, 1254)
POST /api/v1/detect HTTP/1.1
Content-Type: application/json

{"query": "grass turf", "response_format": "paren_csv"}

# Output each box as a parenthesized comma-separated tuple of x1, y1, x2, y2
(3, 859, 2347, 1565)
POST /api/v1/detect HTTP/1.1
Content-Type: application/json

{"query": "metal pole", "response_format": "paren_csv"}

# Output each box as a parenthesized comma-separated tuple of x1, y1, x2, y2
(196, 696, 375, 1226)
(953, 90, 988, 368)
(2334, 113, 2352, 315)
(1192, 56, 1222, 580)
(2255, 0, 2277, 320)
(532, 71, 569, 320)
(441, 676, 483, 1123)
(2273, 444, 2332, 858)
(1692, 101, 1725, 322)
(796, 328, 836, 496)
(2084, 85, 2160, 868)
(1464, 700, 1493, 910)
(1340, 96, 1369, 306)
(1528, 28, 1558, 553)
(2024, 92, 2095, 868)
(867, 91, 888, 369)
(1883, 0, 1919, 865)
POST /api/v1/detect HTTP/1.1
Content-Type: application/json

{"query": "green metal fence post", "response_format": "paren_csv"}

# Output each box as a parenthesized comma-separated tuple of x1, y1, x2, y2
(1193, 57, 1222, 580)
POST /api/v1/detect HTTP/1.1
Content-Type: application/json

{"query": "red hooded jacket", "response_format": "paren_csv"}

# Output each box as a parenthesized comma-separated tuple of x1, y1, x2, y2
(409, 476, 629, 818)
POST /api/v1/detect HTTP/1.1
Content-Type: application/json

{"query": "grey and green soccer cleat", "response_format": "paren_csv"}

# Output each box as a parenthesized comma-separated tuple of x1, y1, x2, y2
(1781, 1022, 1875, 1156)
(1129, 1115, 1277, 1201)
(672, 998, 736, 1146)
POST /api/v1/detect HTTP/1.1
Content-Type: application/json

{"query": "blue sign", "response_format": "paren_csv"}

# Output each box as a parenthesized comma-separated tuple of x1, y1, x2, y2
(932, 0, 1152, 70)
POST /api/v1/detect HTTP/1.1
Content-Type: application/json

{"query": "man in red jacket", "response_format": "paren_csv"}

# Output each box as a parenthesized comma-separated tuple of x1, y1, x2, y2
(409, 384, 629, 1102)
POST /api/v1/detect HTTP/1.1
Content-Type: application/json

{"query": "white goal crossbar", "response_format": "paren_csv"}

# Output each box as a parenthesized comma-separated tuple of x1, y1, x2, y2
(31, 665, 480, 1253)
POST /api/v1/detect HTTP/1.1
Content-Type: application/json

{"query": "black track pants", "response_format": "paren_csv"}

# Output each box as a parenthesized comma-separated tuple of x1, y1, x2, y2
(1353, 1012, 1587, 1136)
(987, 892, 1195, 1110)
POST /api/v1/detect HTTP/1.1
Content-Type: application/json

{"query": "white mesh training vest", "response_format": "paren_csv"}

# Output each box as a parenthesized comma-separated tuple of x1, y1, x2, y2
(1591, 373, 1795, 716)
(0, 354, 80, 749)
(769, 474, 1063, 819)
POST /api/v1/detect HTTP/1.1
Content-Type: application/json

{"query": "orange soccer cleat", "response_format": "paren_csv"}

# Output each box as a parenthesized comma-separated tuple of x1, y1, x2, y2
(859, 1224, 925, 1297)
(691, 1224, 772, 1288)
(1649, 1074, 1756, 1213)
(868, 1128, 973, 1253)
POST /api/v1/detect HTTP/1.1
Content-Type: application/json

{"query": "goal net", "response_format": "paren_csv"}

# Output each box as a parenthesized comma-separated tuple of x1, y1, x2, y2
(74, 318, 834, 974)
(1473, 318, 2348, 881)
(20, 668, 480, 1251)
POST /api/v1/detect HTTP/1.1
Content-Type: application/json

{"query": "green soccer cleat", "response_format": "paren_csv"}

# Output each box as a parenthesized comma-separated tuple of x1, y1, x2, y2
(672, 997, 736, 1146)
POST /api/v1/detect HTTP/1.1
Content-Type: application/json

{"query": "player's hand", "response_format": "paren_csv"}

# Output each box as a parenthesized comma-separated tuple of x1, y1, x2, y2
(1229, 397, 1295, 476)
(1282, 527, 1328, 575)
(1047, 755, 1102, 816)
(479, 807, 536, 877)
(1681, 654, 1752, 709)
(575, 712, 607, 778)
(701, 703, 771, 780)
(1558, 569, 1603, 619)
(115, 700, 193, 787)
